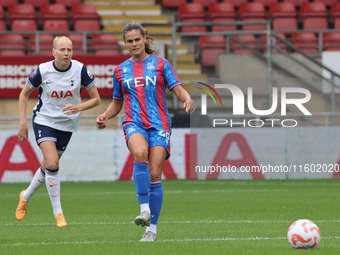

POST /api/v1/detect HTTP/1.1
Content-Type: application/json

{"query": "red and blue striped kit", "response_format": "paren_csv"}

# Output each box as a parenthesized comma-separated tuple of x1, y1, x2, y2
(113, 54, 181, 133)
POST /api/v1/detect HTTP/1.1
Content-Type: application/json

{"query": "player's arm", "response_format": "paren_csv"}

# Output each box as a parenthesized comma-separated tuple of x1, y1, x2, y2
(18, 82, 34, 144)
(172, 85, 196, 114)
(96, 98, 123, 129)
(63, 85, 101, 115)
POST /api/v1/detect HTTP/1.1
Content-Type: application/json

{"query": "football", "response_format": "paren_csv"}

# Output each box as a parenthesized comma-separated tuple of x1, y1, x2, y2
(287, 219, 321, 249)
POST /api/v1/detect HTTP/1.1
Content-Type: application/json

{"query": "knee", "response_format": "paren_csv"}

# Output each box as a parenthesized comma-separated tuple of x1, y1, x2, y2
(133, 150, 148, 162)
(149, 167, 162, 182)
(44, 159, 59, 170)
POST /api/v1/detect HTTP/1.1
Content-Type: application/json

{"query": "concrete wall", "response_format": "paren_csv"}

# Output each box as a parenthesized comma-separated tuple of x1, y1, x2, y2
(216, 53, 322, 80)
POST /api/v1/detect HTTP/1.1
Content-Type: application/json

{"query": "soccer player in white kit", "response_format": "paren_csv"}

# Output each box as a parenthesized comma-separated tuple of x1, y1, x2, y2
(15, 36, 101, 227)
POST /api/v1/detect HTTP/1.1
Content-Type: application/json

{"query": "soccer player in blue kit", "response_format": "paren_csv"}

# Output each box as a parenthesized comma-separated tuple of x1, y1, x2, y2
(16, 36, 101, 227)
(96, 23, 196, 241)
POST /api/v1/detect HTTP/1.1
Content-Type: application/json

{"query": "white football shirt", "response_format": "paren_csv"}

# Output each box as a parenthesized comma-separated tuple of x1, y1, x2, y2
(27, 60, 95, 132)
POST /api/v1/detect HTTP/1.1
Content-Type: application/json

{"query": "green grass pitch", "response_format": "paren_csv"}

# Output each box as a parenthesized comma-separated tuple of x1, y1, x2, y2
(1, 179, 339, 255)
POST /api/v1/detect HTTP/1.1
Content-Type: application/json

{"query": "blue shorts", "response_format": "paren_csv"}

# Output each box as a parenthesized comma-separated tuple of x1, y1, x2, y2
(32, 122, 73, 154)
(123, 123, 171, 160)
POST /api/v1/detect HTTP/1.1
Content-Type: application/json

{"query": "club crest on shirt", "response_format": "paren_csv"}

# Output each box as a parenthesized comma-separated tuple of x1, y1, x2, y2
(147, 63, 155, 70)
(123, 67, 127, 73)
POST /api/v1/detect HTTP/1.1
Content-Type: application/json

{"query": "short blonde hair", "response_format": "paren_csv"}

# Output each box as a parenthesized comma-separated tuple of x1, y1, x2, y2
(53, 36, 72, 49)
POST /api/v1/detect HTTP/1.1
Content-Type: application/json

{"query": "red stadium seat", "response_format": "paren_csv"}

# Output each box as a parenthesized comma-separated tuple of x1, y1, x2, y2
(8, 4, 37, 31)
(43, 21, 69, 31)
(199, 35, 226, 66)
(331, 2, 340, 29)
(0, 34, 25, 55)
(29, 34, 54, 55)
(192, 0, 218, 8)
(239, 2, 267, 30)
(72, 4, 101, 31)
(230, 34, 258, 54)
(300, 2, 328, 30)
(0, 5, 6, 31)
(314, 0, 338, 7)
(209, 2, 237, 32)
(252, 0, 278, 8)
(221, 0, 248, 8)
(0, 0, 19, 8)
(178, 3, 207, 33)
(54, 0, 81, 8)
(290, 33, 319, 53)
(40, 4, 69, 31)
(260, 33, 288, 53)
(68, 34, 84, 49)
(270, 2, 298, 30)
(0, 50, 25, 56)
(323, 32, 340, 51)
(68, 34, 85, 55)
(161, 0, 186, 8)
(91, 34, 120, 55)
(23, 0, 49, 8)
(0, 34, 25, 52)
(282, 0, 309, 7)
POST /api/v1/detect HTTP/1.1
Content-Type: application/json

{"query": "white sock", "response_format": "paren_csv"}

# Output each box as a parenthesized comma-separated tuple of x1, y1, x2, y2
(146, 224, 157, 234)
(140, 203, 150, 214)
(23, 167, 45, 201)
(45, 168, 63, 217)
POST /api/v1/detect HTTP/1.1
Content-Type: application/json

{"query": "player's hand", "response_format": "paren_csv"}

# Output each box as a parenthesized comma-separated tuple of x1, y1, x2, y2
(18, 124, 28, 145)
(183, 98, 196, 114)
(96, 114, 108, 129)
(63, 104, 79, 115)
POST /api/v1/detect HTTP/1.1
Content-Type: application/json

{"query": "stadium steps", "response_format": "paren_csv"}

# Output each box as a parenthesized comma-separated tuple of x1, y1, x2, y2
(115, 34, 181, 45)
(91, 0, 205, 85)
(168, 54, 195, 63)
(96, 5, 161, 16)
(101, 15, 168, 25)
(176, 64, 201, 75)
(121, 44, 188, 55)
(103, 25, 172, 34)
(84, 0, 155, 6)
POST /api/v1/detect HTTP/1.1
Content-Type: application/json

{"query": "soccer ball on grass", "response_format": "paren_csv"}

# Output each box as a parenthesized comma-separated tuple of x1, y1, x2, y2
(287, 219, 321, 249)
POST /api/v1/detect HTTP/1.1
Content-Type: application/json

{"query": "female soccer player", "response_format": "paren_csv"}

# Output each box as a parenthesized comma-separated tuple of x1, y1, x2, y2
(96, 23, 195, 241)
(16, 36, 101, 227)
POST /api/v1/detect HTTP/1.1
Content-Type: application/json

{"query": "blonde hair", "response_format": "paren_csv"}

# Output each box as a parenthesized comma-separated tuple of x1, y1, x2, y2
(53, 36, 72, 49)
(123, 23, 155, 54)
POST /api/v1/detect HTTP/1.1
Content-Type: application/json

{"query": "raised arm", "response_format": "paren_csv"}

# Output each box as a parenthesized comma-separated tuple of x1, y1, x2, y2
(96, 98, 124, 129)
(18, 82, 34, 144)
(171, 85, 196, 114)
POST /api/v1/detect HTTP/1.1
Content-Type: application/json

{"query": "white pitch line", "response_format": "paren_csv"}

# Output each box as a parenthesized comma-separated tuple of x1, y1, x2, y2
(2, 219, 340, 227)
(1, 189, 288, 197)
(167, 181, 340, 187)
(2, 236, 340, 246)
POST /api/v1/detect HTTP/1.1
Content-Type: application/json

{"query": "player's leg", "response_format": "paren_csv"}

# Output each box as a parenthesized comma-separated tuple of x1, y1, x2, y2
(140, 146, 166, 242)
(16, 123, 53, 221)
(140, 128, 170, 242)
(39, 141, 66, 224)
(127, 132, 151, 227)
(41, 128, 71, 227)
(22, 158, 46, 202)
(15, 163, 46, 221)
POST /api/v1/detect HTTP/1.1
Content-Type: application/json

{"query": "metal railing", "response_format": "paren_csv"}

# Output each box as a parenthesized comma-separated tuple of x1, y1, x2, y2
(171, 20, 340, 125)
(0, 31, 123, 55)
